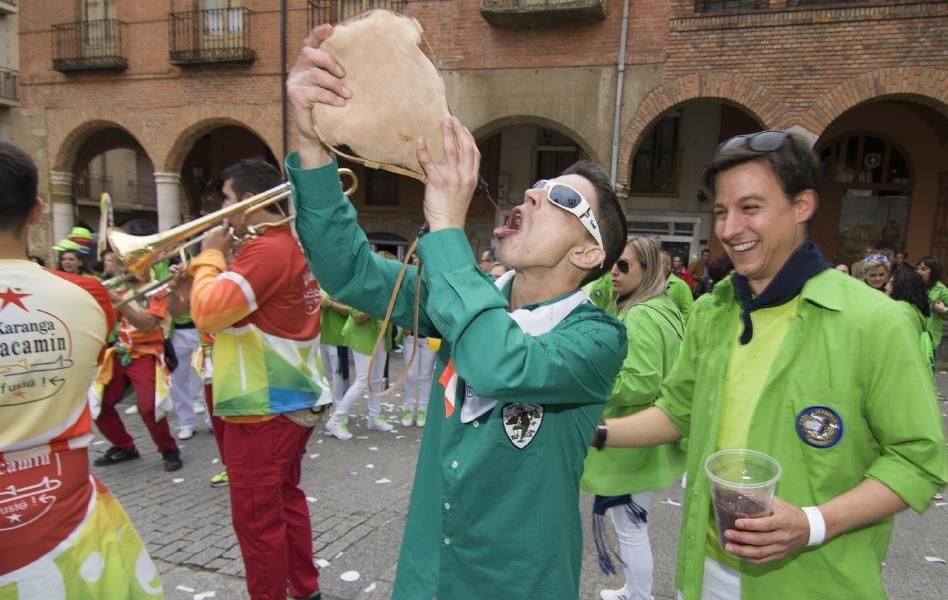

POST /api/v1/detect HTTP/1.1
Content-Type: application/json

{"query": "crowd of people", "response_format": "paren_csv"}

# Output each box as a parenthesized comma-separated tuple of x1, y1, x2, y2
(1, 23, 947, 600)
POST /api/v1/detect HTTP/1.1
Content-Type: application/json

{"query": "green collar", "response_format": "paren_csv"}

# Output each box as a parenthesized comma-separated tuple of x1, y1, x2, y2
(713, 269, 844, 312)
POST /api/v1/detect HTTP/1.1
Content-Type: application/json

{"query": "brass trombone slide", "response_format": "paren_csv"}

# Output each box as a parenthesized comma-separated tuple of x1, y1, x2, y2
(109, 169, 357, 280)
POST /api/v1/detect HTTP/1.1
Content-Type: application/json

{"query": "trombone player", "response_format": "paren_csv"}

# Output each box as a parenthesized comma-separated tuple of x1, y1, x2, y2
(187, 158, 326, 600)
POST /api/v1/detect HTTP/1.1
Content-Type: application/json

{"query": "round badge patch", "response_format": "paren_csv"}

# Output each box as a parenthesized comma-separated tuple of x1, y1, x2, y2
(796, 406, 843, 448)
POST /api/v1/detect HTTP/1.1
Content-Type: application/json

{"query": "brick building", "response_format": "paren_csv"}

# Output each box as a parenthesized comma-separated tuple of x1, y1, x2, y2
(10, 0, 948, 271)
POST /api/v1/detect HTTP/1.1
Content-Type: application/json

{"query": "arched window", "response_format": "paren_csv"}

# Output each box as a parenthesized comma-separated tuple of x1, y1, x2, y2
(819, 134, 911, 188)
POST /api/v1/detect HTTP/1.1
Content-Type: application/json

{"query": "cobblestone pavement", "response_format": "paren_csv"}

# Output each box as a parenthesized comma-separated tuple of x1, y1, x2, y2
(93, 361, 948, 600)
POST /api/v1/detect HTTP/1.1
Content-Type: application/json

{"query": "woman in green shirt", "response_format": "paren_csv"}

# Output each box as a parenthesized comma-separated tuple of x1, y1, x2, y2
(917, 257, 948, 353)
(582, 236, 686, 600)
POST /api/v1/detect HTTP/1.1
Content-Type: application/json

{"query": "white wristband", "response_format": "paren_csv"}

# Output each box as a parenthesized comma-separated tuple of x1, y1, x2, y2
(801, 506, 826, 546)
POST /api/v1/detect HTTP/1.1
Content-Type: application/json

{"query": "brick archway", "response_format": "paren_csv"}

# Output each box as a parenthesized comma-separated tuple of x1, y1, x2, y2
(163, 117, 278, 173)
(52, 119, 158, 173)
(803, 67, 948, 135)
(472, 115, 598, 165)
(616, 73, 787, 188)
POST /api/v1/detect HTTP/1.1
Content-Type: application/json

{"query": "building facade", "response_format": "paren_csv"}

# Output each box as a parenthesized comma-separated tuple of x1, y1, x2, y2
(11, 0, 948, 270)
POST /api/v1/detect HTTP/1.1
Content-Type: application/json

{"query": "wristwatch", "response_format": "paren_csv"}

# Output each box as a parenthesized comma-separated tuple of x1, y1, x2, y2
(591, 419, 608, 451)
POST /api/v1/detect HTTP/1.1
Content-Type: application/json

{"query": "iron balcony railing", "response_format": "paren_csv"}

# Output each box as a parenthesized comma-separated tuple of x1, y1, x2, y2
(0, 67, 17, 103)
(307, 0, 406, 28)
(74, 175, 112, 202)
(127, 180, 157, 207)
(169, 8, 256, 65)
(480, 0, 606, 25)
(694, 0, 768, 11)
(52, 19, 127, 72)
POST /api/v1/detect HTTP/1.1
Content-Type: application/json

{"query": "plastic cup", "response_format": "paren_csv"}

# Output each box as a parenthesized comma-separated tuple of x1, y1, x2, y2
(704, 449, 781, 552)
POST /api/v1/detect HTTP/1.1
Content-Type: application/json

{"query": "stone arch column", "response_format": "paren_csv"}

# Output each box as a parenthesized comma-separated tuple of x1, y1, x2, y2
(48, 171, 75, 245)
(154, 172, 182, 231)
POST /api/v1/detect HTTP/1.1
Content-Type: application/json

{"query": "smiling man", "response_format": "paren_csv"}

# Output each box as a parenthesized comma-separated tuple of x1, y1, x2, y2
(596, 130, 946, 599)
(285, 25, 628, 599)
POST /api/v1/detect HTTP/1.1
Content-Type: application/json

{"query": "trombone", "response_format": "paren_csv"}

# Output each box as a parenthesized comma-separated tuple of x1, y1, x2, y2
(109, 169, 357, 280)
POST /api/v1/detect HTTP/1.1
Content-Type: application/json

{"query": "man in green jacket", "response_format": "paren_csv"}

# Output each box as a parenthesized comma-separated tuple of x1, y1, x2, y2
(598, 130, 946, 599)
(285, 25, 629, 599)
(662, 250, 695, 322)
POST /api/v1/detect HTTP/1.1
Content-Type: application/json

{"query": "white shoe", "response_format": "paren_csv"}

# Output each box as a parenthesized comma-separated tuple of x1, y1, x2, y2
(177, 426, 195, 440)
(367, 416, 394, 432)
(401, 410, 414, 428)
(416, 410, 426, 427)
(194, 403, 205, 414)
(124, 405, 139, 415)
(600, 586, 628, 600)
(325, 419, 353, 441)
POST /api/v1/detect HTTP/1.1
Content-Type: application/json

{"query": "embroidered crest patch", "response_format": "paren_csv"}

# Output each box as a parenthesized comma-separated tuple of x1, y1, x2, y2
(796, 405, 843, 448)
(502, 403, 544, 449)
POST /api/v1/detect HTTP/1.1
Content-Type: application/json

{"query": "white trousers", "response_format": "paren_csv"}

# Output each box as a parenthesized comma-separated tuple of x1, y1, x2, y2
(401, 335, 436, 413)
(676, 557, 741, 600)
(169, 328, 207, 430)
(332, 347, 386, 422)
(608, 491, 654, 600)
(319, 343, 348, 404)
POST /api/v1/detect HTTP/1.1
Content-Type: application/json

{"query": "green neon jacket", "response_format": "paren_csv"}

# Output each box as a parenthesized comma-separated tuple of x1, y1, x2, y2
(666, 272, 694, 322)
(288, 154, 626, 600)
(927, 280, 948, 348)
(582, 294, 686, 495)
(655, 270, 947, 600)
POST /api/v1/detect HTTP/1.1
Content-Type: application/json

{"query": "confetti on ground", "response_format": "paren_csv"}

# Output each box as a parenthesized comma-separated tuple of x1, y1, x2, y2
(306, 496, 318, 503)
(211, 458, 219, 464)
(316, 559, 330, 568)
(175, 586, 195, 593)
(369, 447, 378, 451)
(341, 571, 361, 582)
(375, 478, 392, 484)
(661, 498, 682, 507)
(365, 464, 374, 469)
(935, 502, 947, 507)
(172, 478, 185, 484)
(309, 453, 320, 459)
(193, 592, 216, 600)
(317, 439, 324, 444)
(396, 435, 405, 439)
(334, 551, 344, 559)
(924, 556, 945, 564)
(348, 471, 359, 477)
(363, 582, 377, 593)
(356, 436, 369, 440)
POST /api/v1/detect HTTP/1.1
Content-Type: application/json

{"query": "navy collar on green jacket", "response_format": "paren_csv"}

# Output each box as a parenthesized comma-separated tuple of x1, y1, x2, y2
(712, 269, 845, 313)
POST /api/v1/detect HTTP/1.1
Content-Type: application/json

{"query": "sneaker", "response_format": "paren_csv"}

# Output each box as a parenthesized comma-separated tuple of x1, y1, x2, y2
(416, 410, 426, 428)
(367, 416, 394, 432)
(162, 449, 183, 472)
(600, 586, 628, 600)
(177, 426, 195, 440)
(401, 410, 414, 428)
(124, 404, 139, 415)
(209, 469, 229, 487)
(935, 492, 945, 501)
(325, 418, 353, 441)
(93, 446, 140, 467)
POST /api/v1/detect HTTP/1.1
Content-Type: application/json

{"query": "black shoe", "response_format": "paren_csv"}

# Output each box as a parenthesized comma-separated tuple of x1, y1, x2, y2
(162, 449, 183, 472)
(293, 591, 321, 600)
(93, 446, 140, 467)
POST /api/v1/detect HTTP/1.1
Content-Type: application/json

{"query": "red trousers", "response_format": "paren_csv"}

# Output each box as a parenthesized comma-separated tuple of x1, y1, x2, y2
(95, 354, 177, 453)
(223, 416, 318, 600)
(203, 384, 226, 463)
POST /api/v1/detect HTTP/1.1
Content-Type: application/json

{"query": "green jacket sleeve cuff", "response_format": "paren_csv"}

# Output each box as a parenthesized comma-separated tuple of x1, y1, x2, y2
(417, 228, 477, 275)
(865, 455, 945, 513)
(285, 152, 342, 214)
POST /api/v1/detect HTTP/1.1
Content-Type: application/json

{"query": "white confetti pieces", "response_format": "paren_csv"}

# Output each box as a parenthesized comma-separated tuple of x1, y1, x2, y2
(396, 435, 406, 439)
(363, 582, 377, 593)
(315, 558, 330, 568)
(341, 570, 360, 582)
(211, 458, 219, 464)
(356, 436, 369, 440)
(306, 496, 318, 503)
(375, 478, 392, 484)
(175, 586, 195, 593)
(309, 453, 320, 459)
(334, 551, 344, 559)
(365, 464, 374, 469)
(193, 592, 216, 600)
(369, 447, 378, 452)
(661, 498, 681, 507)
(317, 439, 324, 444)
(172, 478, 185, 484)
(924, 556, 945, 564)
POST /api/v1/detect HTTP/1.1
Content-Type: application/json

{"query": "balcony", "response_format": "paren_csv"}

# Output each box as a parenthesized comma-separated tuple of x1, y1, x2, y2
(307, 0, 406, 28)
(480, 0, 605, 25)
(694, 0, 767, 12)
(0, 67, 17, 106)
(0, 0, 17, 16)
(52, 19, 128, 72)
(169, 8, 255, 66)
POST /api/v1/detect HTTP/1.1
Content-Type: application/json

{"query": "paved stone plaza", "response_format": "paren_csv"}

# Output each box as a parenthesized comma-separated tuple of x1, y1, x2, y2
(94, 364, 948, 600)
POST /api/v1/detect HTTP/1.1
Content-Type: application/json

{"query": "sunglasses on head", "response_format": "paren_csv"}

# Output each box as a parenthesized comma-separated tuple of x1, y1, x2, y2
(865, 255, 888, 264)
(531, 180, 604, 250)
(717, 130, 791, 155)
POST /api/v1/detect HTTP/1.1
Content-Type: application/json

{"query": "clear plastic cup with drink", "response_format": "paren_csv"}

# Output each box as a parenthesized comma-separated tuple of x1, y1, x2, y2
(704, 448, 782, 552)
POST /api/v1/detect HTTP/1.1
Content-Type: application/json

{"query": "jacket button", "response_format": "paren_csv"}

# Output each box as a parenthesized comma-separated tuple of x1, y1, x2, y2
(472, 421, 479, 428)
(443, 537, 451, 545)
(450, 460, 459, 469)
(444, 502, 451, 510)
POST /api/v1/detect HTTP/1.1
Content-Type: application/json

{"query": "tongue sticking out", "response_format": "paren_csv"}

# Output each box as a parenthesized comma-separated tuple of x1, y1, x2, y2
(494, 211, 522, 239)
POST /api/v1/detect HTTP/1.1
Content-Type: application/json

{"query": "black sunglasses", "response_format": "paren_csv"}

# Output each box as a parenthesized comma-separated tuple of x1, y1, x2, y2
(717, 130, 791, 155)
(615, 259, 633, 274)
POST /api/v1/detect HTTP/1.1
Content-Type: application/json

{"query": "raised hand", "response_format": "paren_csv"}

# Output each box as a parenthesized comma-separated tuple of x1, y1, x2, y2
(417, 117, 482, 232)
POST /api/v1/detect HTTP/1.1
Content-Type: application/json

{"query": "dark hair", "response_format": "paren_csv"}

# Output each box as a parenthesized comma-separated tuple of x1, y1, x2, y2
(701, 131, 821, 215)
(889, 268, 930, 318)
(0, 141, 39, 236)
(561, 160, 628, 286)
(220, 158, 284, 215)
(707, 255, 734, 283)
(918, 256, 943, 290)
(28, 255, 46, 267)
(57, 249, 89, 274)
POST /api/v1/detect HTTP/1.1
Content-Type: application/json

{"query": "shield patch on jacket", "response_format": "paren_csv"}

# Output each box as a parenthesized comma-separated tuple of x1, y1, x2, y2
(502, 403, 544, 449)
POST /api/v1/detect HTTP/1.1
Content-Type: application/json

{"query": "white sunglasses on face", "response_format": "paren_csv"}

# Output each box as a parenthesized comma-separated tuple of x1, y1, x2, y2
(531, 180, 604, 250)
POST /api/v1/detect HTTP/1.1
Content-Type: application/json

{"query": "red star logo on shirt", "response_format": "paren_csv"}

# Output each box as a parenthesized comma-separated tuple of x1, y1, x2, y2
(0, 288, 31, 312)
